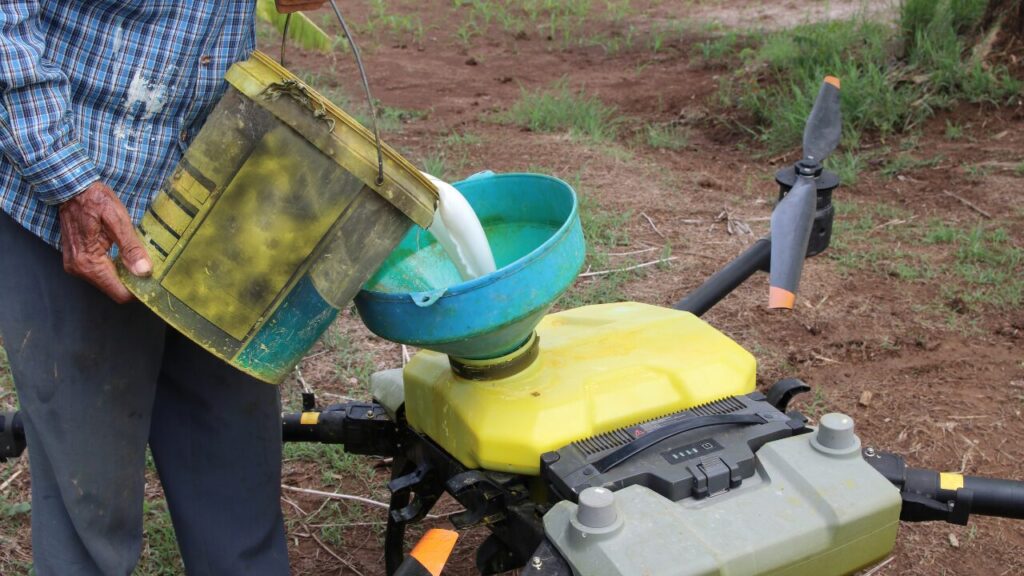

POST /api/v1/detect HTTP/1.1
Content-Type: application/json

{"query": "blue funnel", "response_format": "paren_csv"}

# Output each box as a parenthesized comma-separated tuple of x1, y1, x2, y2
(355, 173, 585, 360)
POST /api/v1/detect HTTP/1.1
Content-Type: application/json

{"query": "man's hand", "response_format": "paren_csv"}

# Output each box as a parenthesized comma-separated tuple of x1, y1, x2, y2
(275, 0, 327, 13)
(58, 182, 152, 304)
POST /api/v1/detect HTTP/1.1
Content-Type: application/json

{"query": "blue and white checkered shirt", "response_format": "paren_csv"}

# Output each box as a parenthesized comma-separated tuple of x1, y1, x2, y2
(0, 1, 256, 248)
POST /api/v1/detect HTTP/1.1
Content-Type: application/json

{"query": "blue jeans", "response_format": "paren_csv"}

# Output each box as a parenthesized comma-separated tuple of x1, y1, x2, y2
(0, 214, 289, 575)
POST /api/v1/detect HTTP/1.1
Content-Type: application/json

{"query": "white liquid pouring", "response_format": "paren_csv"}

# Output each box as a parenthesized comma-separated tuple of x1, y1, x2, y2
(424, 173, 497, 281)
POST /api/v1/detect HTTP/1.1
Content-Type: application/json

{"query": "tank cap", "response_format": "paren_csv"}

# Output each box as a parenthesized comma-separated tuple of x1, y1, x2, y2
(576, 487, 618, 529)
(811, 413, 861, 456)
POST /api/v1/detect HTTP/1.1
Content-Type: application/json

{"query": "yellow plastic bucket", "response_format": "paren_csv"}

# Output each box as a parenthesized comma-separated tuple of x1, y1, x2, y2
(121, 51, 437, 383)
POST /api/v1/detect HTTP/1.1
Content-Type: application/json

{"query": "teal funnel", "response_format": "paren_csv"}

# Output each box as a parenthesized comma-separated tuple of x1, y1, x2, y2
(355, 172, 585, 360)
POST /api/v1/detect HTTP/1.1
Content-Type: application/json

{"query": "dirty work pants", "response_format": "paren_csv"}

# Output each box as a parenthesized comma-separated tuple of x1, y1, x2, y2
(0, 213, 289, 576)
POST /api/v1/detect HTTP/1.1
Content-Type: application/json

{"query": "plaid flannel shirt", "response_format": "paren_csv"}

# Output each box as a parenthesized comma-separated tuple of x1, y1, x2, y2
(0, 1, 256, 248)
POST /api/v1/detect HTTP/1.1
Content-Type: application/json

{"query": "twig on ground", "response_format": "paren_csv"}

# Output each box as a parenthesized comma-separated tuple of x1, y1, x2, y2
(604, 246, 658, 257)
(640, 212, 666, 239)
(283, 490, 367, 575)
(862, 556, 896, 576)
(578, 257, 678, 278)
(294, 366, 314, 395)
(280, 484, 457, 520)
(402, 345, 411, 366)
(282, 485, 391, 510)
(941, 190, 992, 219)
(311, 531, 365, 576)
(0, 469, 22, 492)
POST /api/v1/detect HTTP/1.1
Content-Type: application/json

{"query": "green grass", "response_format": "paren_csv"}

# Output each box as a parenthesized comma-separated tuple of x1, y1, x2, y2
(358, 0, 425, 45)
(835, 207, 1023, 311)
(946, 226, 1024, 307)
(496, 80, 622, 142)
(322, 331, 377, 394)
(0, 345, 11, 392)
(643, 123, 690, 150)
(695, 31, 743, 64)
(557, 187, 641, 308)
(945, 120, 965, 140)
(136, 500, 185, 576)
(1016, 161, 1024, 176)
(881, 153, 943, 179)
(283, 443, 377, 489)
(718, 0, 1021, 154)
(825, 151, 865, 186)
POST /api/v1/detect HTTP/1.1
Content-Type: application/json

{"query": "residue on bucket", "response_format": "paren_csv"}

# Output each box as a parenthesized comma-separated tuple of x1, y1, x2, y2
(424, 173, 497, 281)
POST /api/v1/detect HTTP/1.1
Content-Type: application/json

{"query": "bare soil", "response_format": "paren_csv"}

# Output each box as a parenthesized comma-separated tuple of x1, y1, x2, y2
(1, 1, 1022, 575)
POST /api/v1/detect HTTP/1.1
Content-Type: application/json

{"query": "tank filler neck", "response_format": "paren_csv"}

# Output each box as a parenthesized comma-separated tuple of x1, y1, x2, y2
(448, 332, 540, 381)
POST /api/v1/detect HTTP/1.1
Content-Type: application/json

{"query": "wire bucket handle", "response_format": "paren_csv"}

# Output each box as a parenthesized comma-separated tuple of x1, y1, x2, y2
(280, 0, 385, 186)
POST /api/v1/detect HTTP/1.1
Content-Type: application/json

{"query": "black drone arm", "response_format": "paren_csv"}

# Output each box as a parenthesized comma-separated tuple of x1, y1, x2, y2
(865, 449, 1024, 525)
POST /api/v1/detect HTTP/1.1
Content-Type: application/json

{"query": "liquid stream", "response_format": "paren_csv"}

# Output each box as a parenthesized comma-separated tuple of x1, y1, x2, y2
(424, 173, 497, 282)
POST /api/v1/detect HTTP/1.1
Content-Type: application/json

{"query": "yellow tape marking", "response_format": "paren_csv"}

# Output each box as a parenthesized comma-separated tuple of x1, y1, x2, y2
(300, 412, 320, 426)
(940, 472, 965, 491)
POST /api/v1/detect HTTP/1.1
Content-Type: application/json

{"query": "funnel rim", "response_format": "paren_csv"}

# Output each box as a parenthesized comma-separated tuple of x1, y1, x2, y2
(359, 172, 580, 303)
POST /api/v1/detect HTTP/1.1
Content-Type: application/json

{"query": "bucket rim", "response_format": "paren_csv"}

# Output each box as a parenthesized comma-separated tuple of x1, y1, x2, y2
(359, 172, 581, 303)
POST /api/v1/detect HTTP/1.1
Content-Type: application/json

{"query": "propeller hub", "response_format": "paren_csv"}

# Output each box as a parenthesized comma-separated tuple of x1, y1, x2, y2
(796, 160, 823, 178)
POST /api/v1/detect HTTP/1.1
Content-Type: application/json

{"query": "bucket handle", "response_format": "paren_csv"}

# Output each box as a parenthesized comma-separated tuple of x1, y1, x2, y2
(280, 1, 386, 186)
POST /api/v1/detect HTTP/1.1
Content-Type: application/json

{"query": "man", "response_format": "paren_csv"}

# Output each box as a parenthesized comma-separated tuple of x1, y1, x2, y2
(0, 1, 324, 574)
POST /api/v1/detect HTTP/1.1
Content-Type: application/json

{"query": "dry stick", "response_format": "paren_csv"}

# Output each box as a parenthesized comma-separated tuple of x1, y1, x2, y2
(640, 212, 666, 239)
(941, 190, 993, 219)
(283, 491, 367, 576)
(281, 485, 454, 520)
(604, 246, 658, 257)
(862, 556, 896, 576)
(0, 469, 22, 492)
(578, 257, 678, 278)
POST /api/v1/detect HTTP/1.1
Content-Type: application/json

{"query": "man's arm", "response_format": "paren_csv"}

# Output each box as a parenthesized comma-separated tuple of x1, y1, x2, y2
(0, 2, 150, 303)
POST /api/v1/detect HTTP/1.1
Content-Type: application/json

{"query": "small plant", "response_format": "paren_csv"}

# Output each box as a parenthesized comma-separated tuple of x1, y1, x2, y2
(696, 31, 740, 63)
(1015, 161, 1024, 176)
(496, 80, 622, 142)
(881, 154, 942, 179)
(944, 120, 964, 140)
(825, 151, 864, 186)
(136, 500, 185, 576)
(643, 123, 690, 150)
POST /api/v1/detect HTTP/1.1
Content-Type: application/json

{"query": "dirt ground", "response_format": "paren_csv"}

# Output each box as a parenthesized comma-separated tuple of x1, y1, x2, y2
(1, 1, 1022, 575)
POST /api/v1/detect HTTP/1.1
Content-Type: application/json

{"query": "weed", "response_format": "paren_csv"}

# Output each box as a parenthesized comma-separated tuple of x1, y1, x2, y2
(0, 344, 11, 393)
(136, 500, 184, 576)
(496, 80, 622, 142)
(803, 387, 829, 420)
(418, 147, 466, 182)
(283, 443, 377, 488)
(323, 331, 377, 394)
(825, 151, 864, 186)
(945, 120, 964, 140)
(720, 2, 1020, 153)
(881, 154, 943, 179)
(442, 131, 483, 147)
(962, 163, 992, 182)
(696, 31, 740, 63)
(1016, 161, 1024, 176)
(643, 123, 690, 150)
(578, 193, 631, 248)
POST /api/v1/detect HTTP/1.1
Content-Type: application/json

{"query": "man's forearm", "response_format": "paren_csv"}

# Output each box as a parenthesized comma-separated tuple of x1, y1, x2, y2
(0, 1, 99, 205)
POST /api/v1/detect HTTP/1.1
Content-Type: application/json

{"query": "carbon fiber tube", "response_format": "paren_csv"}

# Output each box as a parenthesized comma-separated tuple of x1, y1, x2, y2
(673, 239, 771, 317)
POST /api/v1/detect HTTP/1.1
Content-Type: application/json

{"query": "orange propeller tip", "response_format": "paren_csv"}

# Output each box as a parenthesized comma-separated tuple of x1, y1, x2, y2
(824, 76, 841, 89)
(410, 529, 459, 576)
(769, 286, 796, 310)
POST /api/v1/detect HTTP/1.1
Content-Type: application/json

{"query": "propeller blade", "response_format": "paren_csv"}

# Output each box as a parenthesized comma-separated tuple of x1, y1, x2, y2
(769, 176, 817, 309)
(802, 76, 842, 164)
(395, 529, 459, 576)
